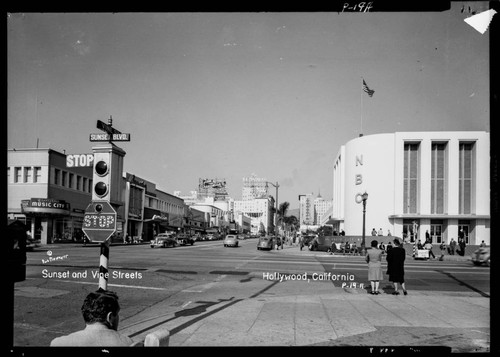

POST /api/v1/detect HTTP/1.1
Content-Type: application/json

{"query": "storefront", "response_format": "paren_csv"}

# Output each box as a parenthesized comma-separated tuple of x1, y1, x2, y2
(20, 198, 86, 244)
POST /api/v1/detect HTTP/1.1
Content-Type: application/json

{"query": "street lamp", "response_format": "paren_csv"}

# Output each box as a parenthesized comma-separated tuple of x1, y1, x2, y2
(265, 181, 280, 237)
(361, 192, 368, 256)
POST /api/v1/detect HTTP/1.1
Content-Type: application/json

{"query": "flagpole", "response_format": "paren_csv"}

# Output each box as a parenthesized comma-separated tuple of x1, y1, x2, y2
(360, 77, 363, 137)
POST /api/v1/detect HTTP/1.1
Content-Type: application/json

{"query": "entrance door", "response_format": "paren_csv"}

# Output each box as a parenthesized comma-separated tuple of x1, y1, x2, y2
(430, 220, 443, 243)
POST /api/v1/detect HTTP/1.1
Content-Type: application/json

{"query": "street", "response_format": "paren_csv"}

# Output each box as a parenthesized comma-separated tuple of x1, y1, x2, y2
(13, 239, 490, 349)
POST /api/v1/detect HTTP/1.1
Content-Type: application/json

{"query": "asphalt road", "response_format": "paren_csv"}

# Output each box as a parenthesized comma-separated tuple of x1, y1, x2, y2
(12, 238, 490, 347)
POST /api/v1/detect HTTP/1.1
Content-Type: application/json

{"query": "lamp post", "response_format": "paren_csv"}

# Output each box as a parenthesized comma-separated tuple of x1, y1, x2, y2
(361, 192, 368, 256)
(265, 181, 280, 237)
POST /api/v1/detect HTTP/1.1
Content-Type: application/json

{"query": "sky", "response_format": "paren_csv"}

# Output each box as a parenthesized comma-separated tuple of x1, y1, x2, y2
(7, 4, 491, 209)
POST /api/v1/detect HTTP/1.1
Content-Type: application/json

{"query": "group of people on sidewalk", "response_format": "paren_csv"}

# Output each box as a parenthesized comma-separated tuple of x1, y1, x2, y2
(366, 238, 408, 296)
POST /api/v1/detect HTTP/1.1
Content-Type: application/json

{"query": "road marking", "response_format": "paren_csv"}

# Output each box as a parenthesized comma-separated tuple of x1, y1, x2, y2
(182, 301, 192, 308)
(57, 279, 168, 290)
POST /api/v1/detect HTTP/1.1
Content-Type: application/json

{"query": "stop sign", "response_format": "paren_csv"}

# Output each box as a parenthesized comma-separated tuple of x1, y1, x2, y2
(82, 201, 117, 242)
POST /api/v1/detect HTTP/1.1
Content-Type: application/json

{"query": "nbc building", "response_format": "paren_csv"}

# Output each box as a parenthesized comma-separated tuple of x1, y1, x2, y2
(331, 131, 490, 245)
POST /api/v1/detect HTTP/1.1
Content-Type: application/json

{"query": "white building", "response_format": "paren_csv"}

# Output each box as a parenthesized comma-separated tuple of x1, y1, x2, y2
(233, 197, 274, 235)
(299, 193, 315, 226)
(314, 193, 333, 225)
(331, 131, 490, 245)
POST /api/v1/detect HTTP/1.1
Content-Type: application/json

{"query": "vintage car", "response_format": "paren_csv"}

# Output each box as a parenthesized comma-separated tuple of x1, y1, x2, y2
(471, 246, 490, 266)
(224, 234, 239, 247)
(176, 234, 195, 246)
(257, 236, 274, 250)
(150, 233, 178, 248)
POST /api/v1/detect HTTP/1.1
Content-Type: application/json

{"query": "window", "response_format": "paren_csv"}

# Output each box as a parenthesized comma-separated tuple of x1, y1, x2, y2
(459, 143, 473, 214)
(7, 167, 10, 183)
(76, 176, 82, 191)
(62, 171, 67, 187)
(54, 169, 60, 185)
(69, 173, 74, 189)
(15, 167, 22, 183)
(34, 167, 41, 183)
(431, 143, 446, 214)
(24, 167, 32, 183)
(83, 177, 88, 192)
(403, 143, 419, 214)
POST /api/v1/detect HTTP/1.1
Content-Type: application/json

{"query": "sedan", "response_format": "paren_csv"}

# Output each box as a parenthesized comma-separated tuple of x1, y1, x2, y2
(257, 236, 274, 250)
(150, 233, 177, 248)
(224, 234, 239, 247)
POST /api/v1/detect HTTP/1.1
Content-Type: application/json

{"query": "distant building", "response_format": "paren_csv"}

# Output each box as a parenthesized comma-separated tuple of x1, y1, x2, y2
(233, 197, 274, 235)
(314, 193, 333, 225)
(299, 193, 315, 226)
(242, 174, 269, 201)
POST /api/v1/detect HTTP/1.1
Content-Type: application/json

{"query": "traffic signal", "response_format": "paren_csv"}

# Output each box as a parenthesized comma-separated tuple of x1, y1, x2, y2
(92, 144, 126, 205)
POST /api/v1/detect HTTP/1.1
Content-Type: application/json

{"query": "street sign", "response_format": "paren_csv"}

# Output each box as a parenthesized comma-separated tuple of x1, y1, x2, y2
(82, 201, 117, 242)
(90, 133, 131, 142)
(97, 119, 122, 135)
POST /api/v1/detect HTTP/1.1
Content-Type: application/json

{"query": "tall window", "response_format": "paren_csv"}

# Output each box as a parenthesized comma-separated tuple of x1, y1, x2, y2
(431, 143, 446, 214)
(24, 167, 32, 183)
(54, 169, 60, 185)
(15, 167, 22, 183)
(34, 167, 41, 183)
(404, 143, 419, 214)
(62, 171, 67, 187)
(459, 143, 473, 214)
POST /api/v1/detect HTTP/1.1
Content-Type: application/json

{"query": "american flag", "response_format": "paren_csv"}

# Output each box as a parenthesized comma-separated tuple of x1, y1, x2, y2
(362, 79, 375, 97)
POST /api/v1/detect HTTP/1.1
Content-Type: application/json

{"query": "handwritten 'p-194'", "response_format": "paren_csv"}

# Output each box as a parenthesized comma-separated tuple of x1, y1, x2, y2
(342, 2, 373, 12)
(83, 214, 115, 229)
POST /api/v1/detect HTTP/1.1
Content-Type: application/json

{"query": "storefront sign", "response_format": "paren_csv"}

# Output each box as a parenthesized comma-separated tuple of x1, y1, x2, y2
(66, 154, 94, 167)
(21, 198, 70, 215)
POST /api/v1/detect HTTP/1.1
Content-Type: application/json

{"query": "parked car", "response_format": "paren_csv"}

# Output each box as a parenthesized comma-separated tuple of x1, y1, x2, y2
(224, 234, 239, 247)
(176, 234, 195, 246)
(257, 236, 274, 250)
(471, 246, 490, 266)
(150, 233, 178, 248)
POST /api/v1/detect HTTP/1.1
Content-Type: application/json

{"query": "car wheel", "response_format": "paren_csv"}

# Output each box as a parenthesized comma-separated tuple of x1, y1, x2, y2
(150, 245, 154, 248)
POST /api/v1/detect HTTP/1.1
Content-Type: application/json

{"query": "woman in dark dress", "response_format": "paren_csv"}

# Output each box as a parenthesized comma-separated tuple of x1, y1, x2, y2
(386, 238, 408, 295)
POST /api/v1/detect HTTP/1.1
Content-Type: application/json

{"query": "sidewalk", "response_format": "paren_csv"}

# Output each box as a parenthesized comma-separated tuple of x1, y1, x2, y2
(277, 243, 472, 262)
(122, 244, 488, 351)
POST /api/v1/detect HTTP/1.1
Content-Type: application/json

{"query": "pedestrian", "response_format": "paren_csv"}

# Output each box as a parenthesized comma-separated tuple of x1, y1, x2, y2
(386, 238, 408, 295)
(366, 240, 384, 295)
(425, 230, 430, 241)
(386, 241, 393, 252)
(449, 238, 457, 255)
(50, 289, 136, 347)
(387, 229, 392, 236)
(439, 241, 446, 261)
(480, 240, 486, 248)
(458, 237, 466, 256)
(371, 228, 377, 236)
(378, 228, 384, 236)
(417, 239, 423, 250)
(424, 240, 436, 259)
(299, 235, 304, 251)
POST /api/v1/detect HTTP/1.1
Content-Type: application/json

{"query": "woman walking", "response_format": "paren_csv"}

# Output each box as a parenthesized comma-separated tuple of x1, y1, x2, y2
(386, 238, 408, 295)
(366, 240, 384, 295)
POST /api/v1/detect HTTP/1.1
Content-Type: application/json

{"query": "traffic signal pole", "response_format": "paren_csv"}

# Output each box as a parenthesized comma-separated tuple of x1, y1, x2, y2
(82, 118, 128, 291)
(99, 239, 110, 290)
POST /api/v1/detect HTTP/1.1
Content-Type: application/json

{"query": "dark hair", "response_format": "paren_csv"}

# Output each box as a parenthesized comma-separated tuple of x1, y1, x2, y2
(393, 238, 401, 246)
(81, 289, 120, 324)
(371, 240, 378, 248)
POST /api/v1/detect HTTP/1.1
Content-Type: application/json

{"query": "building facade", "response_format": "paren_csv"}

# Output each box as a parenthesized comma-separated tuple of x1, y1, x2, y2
(242, 174, 269, 201)
(331, 131, 490, 245)
(233, 197, 274, 235)
(7, 148, 94, 244)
